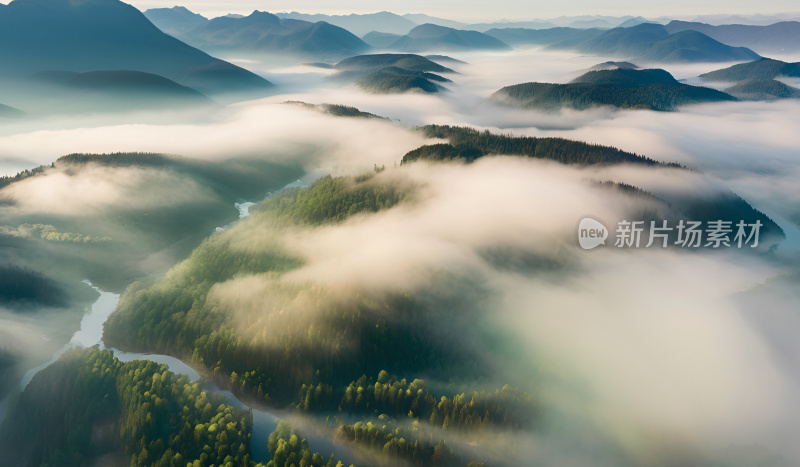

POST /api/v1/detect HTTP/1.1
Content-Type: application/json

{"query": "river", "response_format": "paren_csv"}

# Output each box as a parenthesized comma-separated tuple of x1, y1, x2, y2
(7, 282, 356, 464)
(0, 171, 359, 465)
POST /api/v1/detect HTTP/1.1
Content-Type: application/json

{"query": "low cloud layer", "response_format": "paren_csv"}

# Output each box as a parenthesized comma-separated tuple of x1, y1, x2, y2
(202, 156, 799, 463)
(0, 165, 218, 217)
(0, 47, 798, 465)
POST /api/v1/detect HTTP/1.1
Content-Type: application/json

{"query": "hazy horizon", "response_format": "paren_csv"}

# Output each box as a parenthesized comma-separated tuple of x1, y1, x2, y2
(2, 0, 800, 23)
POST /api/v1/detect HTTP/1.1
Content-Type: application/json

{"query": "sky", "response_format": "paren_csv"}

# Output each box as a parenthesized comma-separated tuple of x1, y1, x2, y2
(2, 0, 799, 23)
(136, 0, 800, 22)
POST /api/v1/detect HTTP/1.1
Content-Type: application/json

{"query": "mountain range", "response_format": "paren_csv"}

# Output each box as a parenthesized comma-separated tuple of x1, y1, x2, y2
(556, 23, 761, 62)
(275, 11, 418, 36)
(486, 23, 761, 62)
(484, 27, 606, 47)
(143, 5, 208, 35)
(157, 10, 373, 58)
(372, 24, 511, 52)
(664, 20, 800, 53)
(490, 66, 736, 111)
(0, 0, 273, 102)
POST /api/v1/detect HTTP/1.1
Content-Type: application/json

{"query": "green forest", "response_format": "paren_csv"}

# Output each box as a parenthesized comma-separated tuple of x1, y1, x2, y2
(0, 348, 253, 467)
(0, 163, 50, 190)
(265, 420, 351, 467)
(102, 172, 495, 403)
(98, 171, 534, 466)
(401, 124, 672, 166)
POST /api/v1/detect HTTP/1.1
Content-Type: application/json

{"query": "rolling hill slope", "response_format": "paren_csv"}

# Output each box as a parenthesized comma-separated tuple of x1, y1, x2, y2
(356, 66, 450, 93)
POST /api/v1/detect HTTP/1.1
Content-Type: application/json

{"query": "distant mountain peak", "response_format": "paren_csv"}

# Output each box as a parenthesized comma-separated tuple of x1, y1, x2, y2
(407, 23, 457, 38)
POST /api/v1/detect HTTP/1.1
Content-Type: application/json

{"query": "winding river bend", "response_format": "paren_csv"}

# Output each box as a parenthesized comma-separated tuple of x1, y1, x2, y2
(7, 282, 356, 464)
(0, 170, 358, 465)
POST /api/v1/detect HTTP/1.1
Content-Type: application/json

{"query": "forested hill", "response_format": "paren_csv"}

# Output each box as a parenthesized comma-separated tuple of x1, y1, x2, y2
(699, 57, 800, 82)
(101, 172, 538, 466)
(333, 54, 454, 73)
(355, 66, 451, 93)
(401, 125, 676, 166)
(490, 81, 736, 111)
(0, 348, 254, 467)
(400, 126, 783, 246)
(724, 79, 800, 100)
(570, 68, 679, 85)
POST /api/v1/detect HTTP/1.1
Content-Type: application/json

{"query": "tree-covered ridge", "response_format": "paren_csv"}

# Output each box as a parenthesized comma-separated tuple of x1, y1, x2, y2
(723, 79, 800, 101)
(252, 173, 407, 225)
(267, 420, 353, 467)
(104, 174, 486, 407)
(699, 57, 800, 82)
(490, 81, 736, 112)
(0, 164, 50, 190)
(401, 125, 672, 166)
(356, 67, 450, 94)
(56, 152, 179, 168)
(282, 101, 389, 119)
(333, 54, 454, 73)
(0, 348, 253, 467)
(592, 180, 670, 205)
(570, 68, 680, 85)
